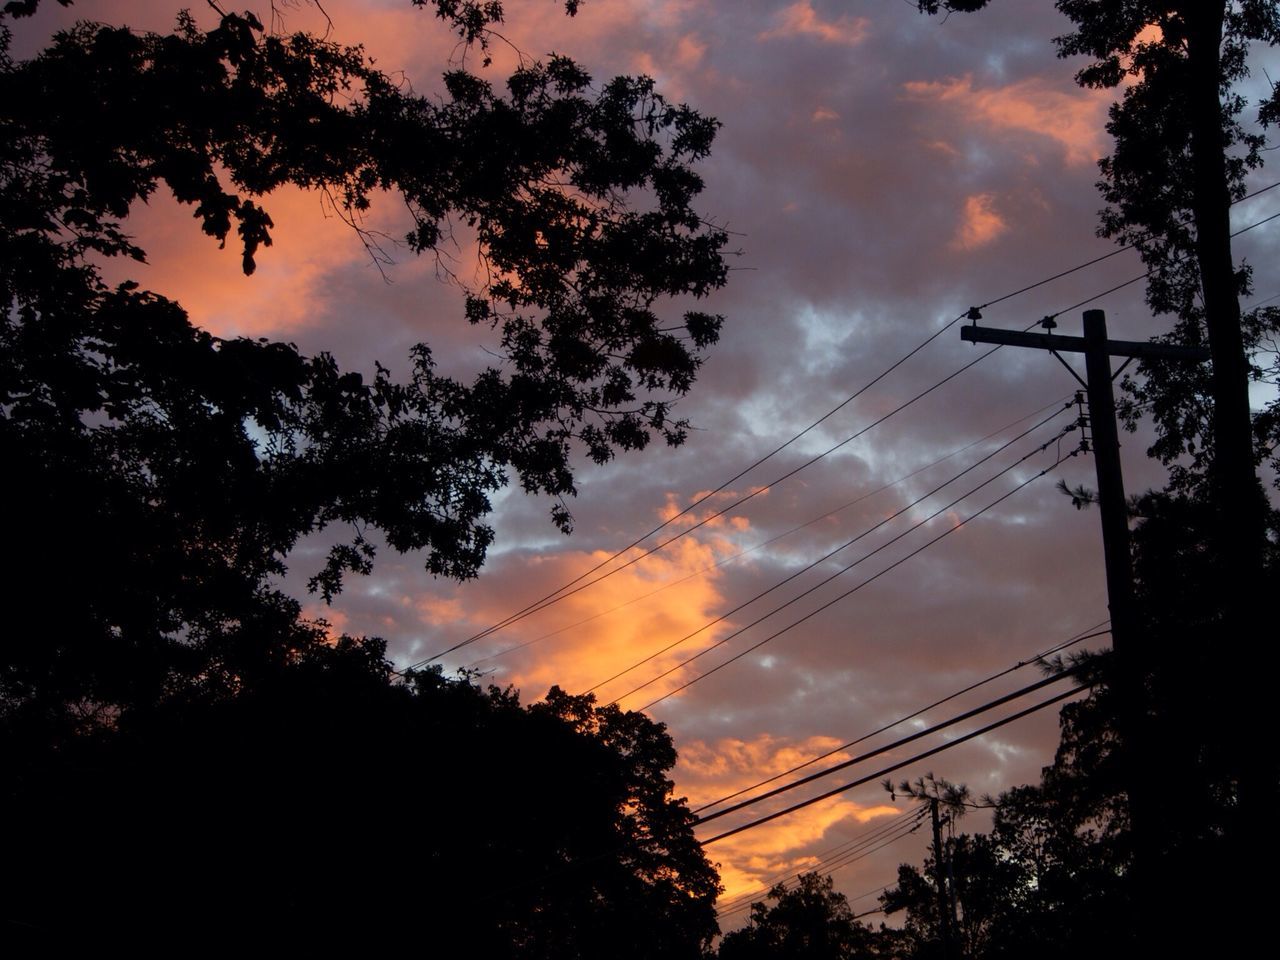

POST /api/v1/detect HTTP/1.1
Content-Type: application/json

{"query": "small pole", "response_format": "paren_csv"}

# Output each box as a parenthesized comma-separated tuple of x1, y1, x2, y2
(930, 797, 956, 960)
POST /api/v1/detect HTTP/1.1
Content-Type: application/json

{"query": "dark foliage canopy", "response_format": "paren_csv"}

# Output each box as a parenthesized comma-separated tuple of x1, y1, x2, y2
(878, 492, 1280, 959)
(918, 2, 1280, 495)
(719, 872, 892, 960)
(909, 4, 1280, 947)
(3, 641, 722, 953)
(0, 1, 727, 736)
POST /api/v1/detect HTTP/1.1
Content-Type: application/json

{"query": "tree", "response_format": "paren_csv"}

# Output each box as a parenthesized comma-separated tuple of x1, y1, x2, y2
(878, 687, 1140, 959)
(920, 2, 1280, 502)
(0, 1, 728, 739)
(718, 872, 892, 960)
(1, 639, 722, 952)
(881, 490, 1280, 957)
(916, 2, 1280, 943)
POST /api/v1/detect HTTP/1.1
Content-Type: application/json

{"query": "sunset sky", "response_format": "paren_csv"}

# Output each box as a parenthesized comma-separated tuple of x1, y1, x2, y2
(20, 0, 1280, 924)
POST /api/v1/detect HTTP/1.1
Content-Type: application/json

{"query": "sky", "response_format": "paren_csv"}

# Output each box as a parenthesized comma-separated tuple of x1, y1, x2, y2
(18, 0, 1280, 928)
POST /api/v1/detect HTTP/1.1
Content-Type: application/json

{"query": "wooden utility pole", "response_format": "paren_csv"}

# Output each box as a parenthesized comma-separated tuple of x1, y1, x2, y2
(961, 309, 1207, 675)
(960, 308, 1208, 940)
(929, 797, 956, 960)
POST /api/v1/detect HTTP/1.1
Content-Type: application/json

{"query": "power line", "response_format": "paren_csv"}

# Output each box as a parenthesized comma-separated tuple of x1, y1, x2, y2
(411, 313, 980, 665)
(693, 621, 1110, 816)
(695, 669, 1079, 828)
(720, 880, 898, 922)
(584, 403, 1074, 697)
(465, 395, 1075, 669)
(980, 179, 1280, 311)
(716, 832, 919, 920)
(699, 683, 1089, 846)
(412, 344, 1001, 667)
(624, 442, 1075, 716)
(411, 192, 1280, 674)
(714, 808, 923, 913)
(716, 817, 926, 919)
(714, 807, 926, 917)
(1044, 206, 1280, 320)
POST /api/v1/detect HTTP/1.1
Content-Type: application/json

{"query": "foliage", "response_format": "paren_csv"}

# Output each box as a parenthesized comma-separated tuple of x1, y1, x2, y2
(885, 773, 970, 815)
(909, 3, 1279, 946)
(877, 489, 1280, 959)
(1055, 0, 1280, 496)
(919, 3, 1280, 495)
(718, 872, 893, 960)
(0, 1, 727, 736)
(2, 643, 722, 953)
(879, 702, 1133, 959)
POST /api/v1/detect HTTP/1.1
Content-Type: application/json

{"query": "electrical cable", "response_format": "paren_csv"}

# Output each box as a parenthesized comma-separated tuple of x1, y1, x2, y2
(412, 344, 1001, 667)
(410, 193, 1280, 674)
(584, 403, 1074, 697)
(465, 395, 1075, 669)
(716, 823, 925, 919)
(699, 683, 1089, 846)
(693, 620, 1109, 815)
(714, 807, 926, 916)
(714, 811, 923, 915)
(716, 836, 918, 920)
(1044, 207, 1280, 321)
(983, 179, 1280, 312)
(695, 669, 1078, 828)
(624, 442, 1078, 711)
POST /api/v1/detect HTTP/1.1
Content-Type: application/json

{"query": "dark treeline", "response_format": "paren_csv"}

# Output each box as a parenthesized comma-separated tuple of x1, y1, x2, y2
(714, 487, 1279, 960)
(1, 0, 727, 951)
(7, 643, 721, 953)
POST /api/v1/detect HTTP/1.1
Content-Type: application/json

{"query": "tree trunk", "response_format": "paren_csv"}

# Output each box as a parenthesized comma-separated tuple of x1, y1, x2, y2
(1185, 3, 1273, 947)
(1185, 3, 1264, 580)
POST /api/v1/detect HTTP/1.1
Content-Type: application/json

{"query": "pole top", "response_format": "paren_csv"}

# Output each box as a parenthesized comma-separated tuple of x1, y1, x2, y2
(1083, 309, 1108, 339)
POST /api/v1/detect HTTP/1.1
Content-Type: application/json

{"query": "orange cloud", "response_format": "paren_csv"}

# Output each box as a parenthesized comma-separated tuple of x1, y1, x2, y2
(759, 2, 870, 46)
(436, 488, 769, 702)
(903, 73, 1110, 167)
(951, 193, 1008, 251)
(500, 536, 731, 701)
(924, 138, 961, 158)
(677, 733, 906, 903)
(660, 486, 769, 524)
(95, 183, 393, 340)
(417, 594, 468, 627)
(812, 106, 839, 122)
(674, 33, 709, 70)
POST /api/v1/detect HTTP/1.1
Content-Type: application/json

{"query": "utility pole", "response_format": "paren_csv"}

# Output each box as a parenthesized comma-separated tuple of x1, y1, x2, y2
(960, 308, 1208, 941)
(930, 796, 956, 960)
(961, 309, 1207, 685)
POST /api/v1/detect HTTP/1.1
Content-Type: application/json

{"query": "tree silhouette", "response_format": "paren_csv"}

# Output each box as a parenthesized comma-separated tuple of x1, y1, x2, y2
(2, 639, 722, 953)
(914, 3, 1280, 947)
(718, 872, 890, 960)
(878, 489, 1280, 958)
(0, 2, 727, 740)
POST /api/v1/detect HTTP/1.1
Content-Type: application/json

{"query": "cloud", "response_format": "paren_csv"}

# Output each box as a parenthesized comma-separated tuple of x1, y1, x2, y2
(677, 731, 909, 902)
(902, 73, 1110, 167)
(952, 193, 1008, 250)
(758, 2, 870, 46)
(413, 489, 775, 703)
(96, 183, 396, 341)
